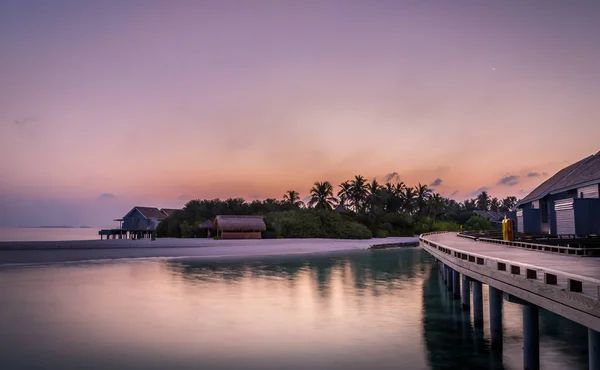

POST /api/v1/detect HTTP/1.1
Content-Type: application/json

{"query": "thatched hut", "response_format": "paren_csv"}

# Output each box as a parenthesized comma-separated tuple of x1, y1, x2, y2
(213, 215, 266, 239)
(198, 219, 214, 238)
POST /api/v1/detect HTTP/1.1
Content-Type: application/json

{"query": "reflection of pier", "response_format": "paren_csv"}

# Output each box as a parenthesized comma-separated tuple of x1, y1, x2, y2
(421, 231, 600, 370)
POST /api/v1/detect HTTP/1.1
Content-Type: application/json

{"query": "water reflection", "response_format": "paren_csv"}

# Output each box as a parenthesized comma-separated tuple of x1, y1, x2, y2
(0, 248, 590, 370)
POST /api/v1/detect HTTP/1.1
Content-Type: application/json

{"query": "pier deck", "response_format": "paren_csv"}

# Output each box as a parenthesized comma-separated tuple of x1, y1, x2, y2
(420, 232, 600, 334)
(426, 232, 600, 280)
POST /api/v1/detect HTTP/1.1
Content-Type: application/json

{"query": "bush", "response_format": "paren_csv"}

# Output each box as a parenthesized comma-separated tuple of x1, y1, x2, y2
(431, 220, 460, 232)
(375, 230, 388, 238)
(264, 210, 324, 238)
(180, 220, 198, 238)
(464, 215, 494, 231)
(263, 210, 372, 239)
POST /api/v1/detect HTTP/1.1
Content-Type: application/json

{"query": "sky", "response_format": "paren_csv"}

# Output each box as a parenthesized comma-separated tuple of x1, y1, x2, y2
(1, 0, 600, 227)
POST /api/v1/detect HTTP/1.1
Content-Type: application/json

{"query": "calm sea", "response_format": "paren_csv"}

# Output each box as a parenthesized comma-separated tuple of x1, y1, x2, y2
(0, 249, 588, 370)
(0, 227, 101, 242)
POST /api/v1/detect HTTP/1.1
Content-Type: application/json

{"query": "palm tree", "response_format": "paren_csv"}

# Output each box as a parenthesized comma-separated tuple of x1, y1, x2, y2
(283, 190, 303, 207)
(476, 191, 491, 211)
(499, 196, 517, 213)
(490, 197, 500, 212)
(383, 182, 402, 213)
(463, 198, 477, 211)
(308, 181, 337, 210)
(428, 193, 445, 221)
(415, 183, 433, 218)
(349, 175, 368, 212)
(402, 186, 417, 214)
(337, 181, 352, 208)
(365, 179, 383, 214)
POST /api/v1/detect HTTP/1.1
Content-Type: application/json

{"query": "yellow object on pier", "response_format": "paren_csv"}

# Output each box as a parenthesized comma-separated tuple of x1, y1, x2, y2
(502, 218, 514, 241)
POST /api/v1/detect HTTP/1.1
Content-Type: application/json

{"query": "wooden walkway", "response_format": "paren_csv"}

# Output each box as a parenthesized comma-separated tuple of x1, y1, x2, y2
(420, 232, 600, 332)
(427, 232, 600, 280)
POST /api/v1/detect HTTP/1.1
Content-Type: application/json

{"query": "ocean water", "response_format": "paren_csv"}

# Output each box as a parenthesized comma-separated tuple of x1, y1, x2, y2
(0, 227, 101, 242)
(0, 248, 588, 370)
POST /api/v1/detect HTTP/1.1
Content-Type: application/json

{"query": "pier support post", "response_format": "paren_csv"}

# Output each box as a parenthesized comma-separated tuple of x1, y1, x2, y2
(447, 267, 454, 291)
(443, 265, 448, 284)
(590, 329, 600, 370)
(489, 286, 503, 350)
(472, 280, 483, 328)
(452, 270, 460, 299)
(461, 275, 470, 310)
(523, 304, 540, 370)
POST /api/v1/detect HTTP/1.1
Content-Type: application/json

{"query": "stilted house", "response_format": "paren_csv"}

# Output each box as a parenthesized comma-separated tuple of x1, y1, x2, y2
(213, 215, 266, 239)
(515, 151, 600, 236)
(122, 206, 169, 231)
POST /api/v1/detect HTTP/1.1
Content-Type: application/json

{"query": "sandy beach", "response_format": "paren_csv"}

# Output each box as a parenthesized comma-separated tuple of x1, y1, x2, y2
(0, 237, 419, 266)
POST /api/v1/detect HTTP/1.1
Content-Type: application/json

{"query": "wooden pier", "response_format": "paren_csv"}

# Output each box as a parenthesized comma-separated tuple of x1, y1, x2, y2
(98, 229, 155, 240)
(420, 231, 600, 370)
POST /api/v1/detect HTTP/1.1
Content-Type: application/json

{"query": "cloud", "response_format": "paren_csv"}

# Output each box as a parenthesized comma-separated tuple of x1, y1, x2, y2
(97, 193, 116, 200)
(177, 194, 190, 201)
(450, 190, 459, 197)
(13, 116, 37, 126)
(542, 172, 548, 176)
(383, 172, 400, 183)
(430, 178, 443, 187)
(496, 175, 520, 187)
(467, 187, 488, 196)
(527, 172, 541, 178)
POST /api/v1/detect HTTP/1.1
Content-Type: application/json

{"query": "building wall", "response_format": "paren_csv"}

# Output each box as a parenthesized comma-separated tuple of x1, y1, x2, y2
(220, 231, 262, 239)
(517, 203, 541, 234)
(548, 190, 578, 235)
(122, 210, 155, 230)
(574, 198, 600, 235)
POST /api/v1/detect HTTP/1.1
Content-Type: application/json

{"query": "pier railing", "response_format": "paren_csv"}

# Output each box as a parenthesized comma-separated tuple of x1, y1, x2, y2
(420, 232, 600, 303)
(455, 231, 600, 256)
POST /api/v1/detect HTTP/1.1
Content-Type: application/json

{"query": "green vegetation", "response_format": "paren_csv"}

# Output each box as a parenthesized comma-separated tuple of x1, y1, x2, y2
(156, 177, 518, 239)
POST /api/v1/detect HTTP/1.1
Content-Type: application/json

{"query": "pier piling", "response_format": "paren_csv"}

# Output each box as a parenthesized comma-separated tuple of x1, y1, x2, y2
(472, 280, 483, 328)
(461, 275, 470, 310)
(523, 304, 540, 370)
(590, 329, 600, 370)
(489, 286, 503, 350)
(452, 270, 460, 299)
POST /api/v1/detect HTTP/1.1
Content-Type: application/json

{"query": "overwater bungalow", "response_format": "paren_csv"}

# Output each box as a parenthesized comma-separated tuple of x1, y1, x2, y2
(100, 206, 182, 239)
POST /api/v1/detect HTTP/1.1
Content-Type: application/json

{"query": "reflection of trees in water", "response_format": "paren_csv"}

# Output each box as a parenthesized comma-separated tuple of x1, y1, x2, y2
(165, 249, 431, 297)
(422, 265, 505, 370)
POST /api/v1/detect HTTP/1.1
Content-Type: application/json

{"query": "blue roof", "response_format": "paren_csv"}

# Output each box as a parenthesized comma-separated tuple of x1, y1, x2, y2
(517, 152, 599, 206)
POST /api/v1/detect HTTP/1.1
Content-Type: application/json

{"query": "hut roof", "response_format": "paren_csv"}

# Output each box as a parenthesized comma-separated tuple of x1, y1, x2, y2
(198, 220, 213, 228)
(127, 206, 167, 220)
(550, 151, 600, 194)
(517, 151, 600, 206)
(214, 215, 266, 231)
(160, 208, 180, 217)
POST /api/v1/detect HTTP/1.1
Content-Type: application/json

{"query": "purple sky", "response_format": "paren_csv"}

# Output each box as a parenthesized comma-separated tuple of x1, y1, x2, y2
(1, 1, 599, 227)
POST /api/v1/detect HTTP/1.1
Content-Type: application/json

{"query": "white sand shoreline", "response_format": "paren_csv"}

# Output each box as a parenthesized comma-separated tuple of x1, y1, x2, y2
(0, 237, 420, 266)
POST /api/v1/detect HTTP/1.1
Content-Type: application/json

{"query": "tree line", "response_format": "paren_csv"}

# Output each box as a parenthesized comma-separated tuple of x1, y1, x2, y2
(156, 175, 519, 239)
